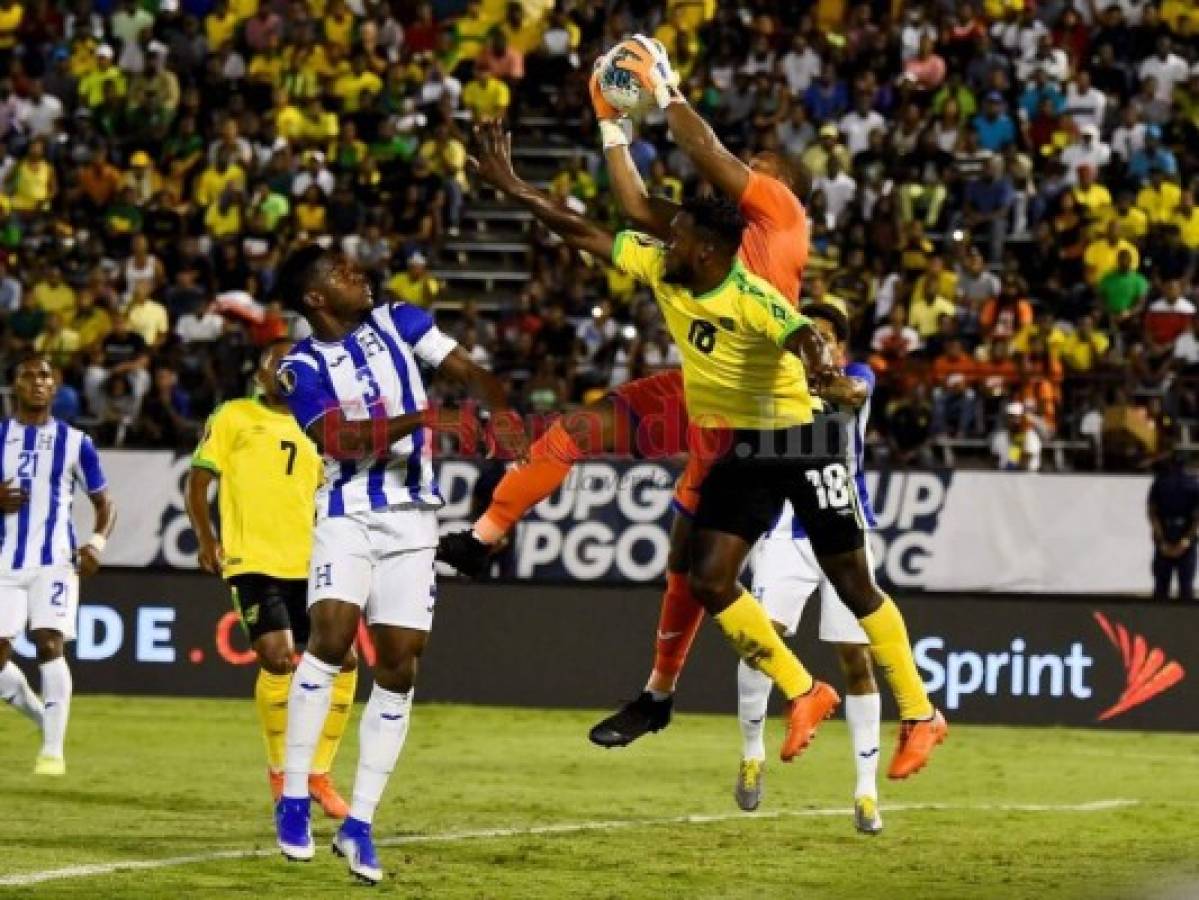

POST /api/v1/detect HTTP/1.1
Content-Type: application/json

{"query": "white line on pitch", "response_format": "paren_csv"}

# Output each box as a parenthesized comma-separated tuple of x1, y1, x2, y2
(0, 799, 1141, 888)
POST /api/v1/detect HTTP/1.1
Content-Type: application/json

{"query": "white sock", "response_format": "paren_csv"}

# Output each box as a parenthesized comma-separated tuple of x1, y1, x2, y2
(0, 660, 44, 727)
(349, 684, 414, 824)
(846, 692, 881, 799)
(737, 660, 771, 761)
(39, 657, 72, 759)
(283, 653, 339, 799)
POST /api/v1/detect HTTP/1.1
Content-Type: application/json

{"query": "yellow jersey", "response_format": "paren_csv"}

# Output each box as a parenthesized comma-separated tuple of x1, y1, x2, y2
(611, 231, 816, 430)
(192, 398, 321, 580)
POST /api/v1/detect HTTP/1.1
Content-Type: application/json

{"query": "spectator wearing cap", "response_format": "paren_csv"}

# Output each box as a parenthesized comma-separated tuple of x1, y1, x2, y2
(972, 91, 1016, 152)
(801, 124, 851, 181)
(1060, 125, 1111, 185)
(79, 44, 126, 108)
(123, 150, 163, 205)
(1127, 126, 1179, 185)
(386, 252, 440, 309)
(992, 401, 1042, 471)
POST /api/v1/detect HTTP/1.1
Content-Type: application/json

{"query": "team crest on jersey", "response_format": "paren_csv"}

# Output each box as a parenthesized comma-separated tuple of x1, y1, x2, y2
(277, 364, 297, 396)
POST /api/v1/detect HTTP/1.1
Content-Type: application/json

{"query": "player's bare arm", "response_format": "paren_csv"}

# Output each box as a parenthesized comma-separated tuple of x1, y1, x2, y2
(471, 120, 615, 262)
(589, 74, 678, 238)
(185, 467, 222, 574)
(616, 37, 750, 201)
(305, 408, 428, 461)
(79, 488, 115, 578)
(436, 345, 531, 462)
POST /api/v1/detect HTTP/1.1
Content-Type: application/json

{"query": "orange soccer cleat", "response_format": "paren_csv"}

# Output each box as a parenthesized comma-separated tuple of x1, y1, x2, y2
(309, 773, 351, 819)
(888, 709, 948, 780)
(780, 681, 841, 762)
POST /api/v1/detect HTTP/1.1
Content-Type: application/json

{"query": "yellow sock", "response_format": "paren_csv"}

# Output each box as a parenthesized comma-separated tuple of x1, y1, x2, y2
(859, 597, 934, 721)
(254, 669, 292, 772)
(311, 667, 358, 775)
(714, 590, 813, 700)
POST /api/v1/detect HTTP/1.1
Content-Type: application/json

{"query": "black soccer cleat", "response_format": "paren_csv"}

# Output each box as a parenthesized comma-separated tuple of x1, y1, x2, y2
(588, 692, 673, 748)
(436, 529, 493, 579)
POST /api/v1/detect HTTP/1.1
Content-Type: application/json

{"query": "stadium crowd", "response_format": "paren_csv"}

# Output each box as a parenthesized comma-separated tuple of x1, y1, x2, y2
(0, 0, 1197, 470)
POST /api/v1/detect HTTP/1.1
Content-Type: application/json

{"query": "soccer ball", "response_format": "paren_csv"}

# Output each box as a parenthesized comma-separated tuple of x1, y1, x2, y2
(594, 38, 675, 118)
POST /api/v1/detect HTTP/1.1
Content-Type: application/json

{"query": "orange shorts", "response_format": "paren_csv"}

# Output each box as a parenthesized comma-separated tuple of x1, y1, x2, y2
(609, 370, 720, 518)
(609, 370, 690, 457)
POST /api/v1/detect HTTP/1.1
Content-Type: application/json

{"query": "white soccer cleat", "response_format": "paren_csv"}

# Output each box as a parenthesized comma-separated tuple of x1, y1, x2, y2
(854, 796, 884, 835)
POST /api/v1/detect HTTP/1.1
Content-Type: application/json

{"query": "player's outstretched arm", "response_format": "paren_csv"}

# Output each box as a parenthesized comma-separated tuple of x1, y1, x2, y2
(470, 120, 616, 262)
(616, 36, 750, 201)
(590, 73, 677, 238)
(437, 346, 530, 462)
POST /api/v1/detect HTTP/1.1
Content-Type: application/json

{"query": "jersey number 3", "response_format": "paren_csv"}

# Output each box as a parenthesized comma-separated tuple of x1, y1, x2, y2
(688, 320, 717, 354)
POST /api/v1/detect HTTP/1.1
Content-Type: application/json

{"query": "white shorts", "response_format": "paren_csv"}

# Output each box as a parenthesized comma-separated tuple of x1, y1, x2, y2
(0, 567, 80, 642)
(751, 536, 870, 644)
(309, 508, 439, 632)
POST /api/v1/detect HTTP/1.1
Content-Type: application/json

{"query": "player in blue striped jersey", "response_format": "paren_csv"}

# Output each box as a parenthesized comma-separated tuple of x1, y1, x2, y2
(271, 245, 528, 885)
(0, 354, 116, 777)
(736, 305, 885, 834)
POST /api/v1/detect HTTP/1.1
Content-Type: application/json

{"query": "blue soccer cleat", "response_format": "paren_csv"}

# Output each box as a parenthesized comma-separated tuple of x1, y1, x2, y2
(332, 817, 383, 885)
(275, 797, 315, 861)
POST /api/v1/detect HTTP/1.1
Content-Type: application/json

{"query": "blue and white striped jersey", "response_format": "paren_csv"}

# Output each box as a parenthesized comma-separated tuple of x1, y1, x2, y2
(765, 361, 877, 540)
(0, 418, 107, 570)
(277, 302, 458, 519)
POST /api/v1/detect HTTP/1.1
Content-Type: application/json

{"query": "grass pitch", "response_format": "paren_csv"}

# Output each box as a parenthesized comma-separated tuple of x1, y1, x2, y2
(1, 696, 1197, 898)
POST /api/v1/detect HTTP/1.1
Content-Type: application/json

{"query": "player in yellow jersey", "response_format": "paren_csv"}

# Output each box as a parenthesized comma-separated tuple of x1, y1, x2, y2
(471, 121, 946, 773)
(185, 341, 357, 815)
